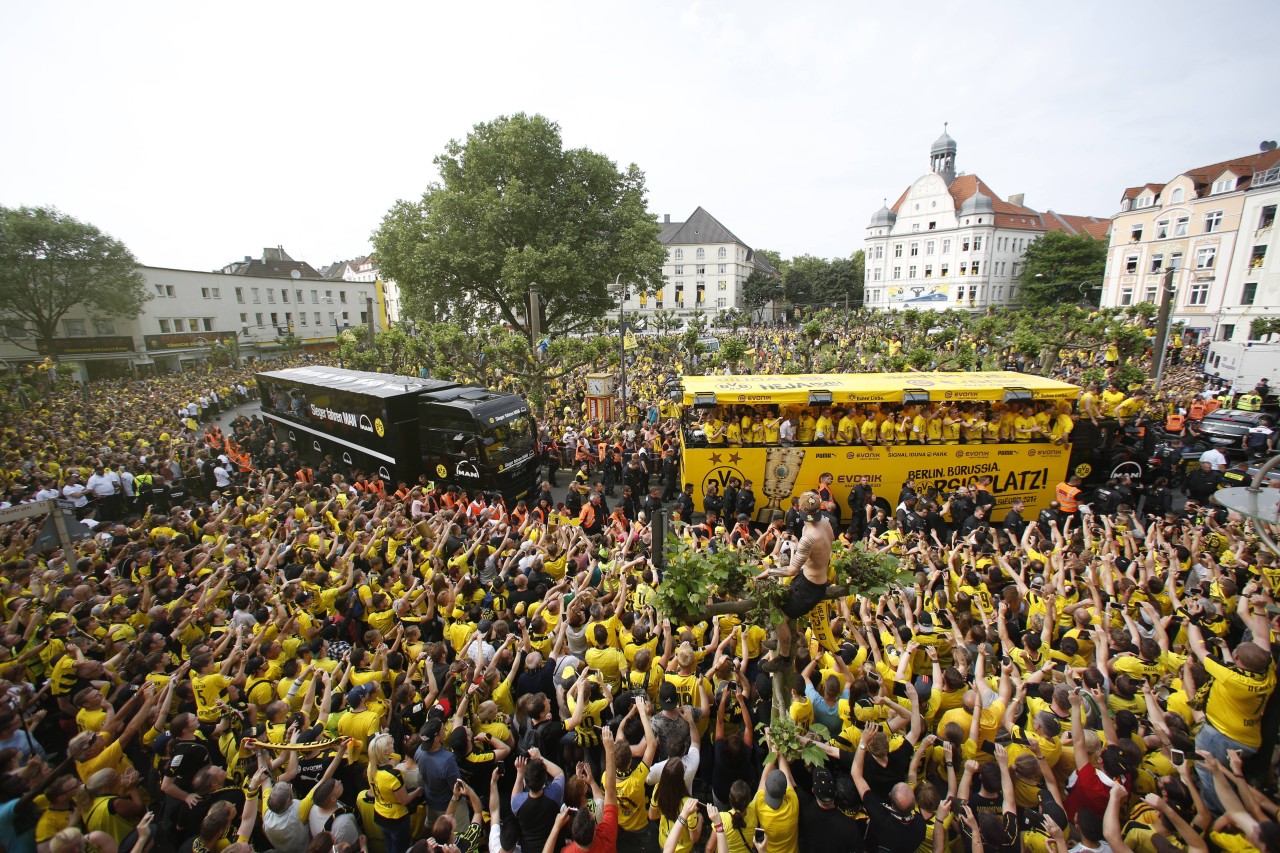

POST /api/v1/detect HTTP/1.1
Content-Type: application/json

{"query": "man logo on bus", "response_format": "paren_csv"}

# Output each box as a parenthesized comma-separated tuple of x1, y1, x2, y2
(436, 464, 448, 479)
(374, 418, 385, 437)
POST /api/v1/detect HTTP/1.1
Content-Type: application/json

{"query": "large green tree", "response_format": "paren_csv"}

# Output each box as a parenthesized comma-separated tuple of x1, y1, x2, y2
(781, 252, 865, 309)
(373, 113, 667, 338)
(1017, 231, 1108, 309)
(0, 206, 147, 350)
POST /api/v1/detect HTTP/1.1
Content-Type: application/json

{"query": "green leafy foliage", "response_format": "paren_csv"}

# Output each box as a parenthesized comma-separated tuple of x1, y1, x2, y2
(373, 113, 666, 337)
(652, 537, 757, 625)
(0, 206, 147, 351)
(763, 715, 828, 768)
(1251, 316, 1280, 341)
(829, 541, 916, 596)
(1017, 231, 1107, 309)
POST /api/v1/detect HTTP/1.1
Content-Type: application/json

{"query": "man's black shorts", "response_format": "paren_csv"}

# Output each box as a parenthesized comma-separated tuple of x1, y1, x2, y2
(782, 573, 830, 619)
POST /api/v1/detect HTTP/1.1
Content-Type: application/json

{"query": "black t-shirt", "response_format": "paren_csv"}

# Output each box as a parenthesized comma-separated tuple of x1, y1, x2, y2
(859, 742, 914, 799)
(166, 738, 214, 790)
(516, 793, 560, 853)
(797, 790, 861, 853)
(862, 790, 926, 853)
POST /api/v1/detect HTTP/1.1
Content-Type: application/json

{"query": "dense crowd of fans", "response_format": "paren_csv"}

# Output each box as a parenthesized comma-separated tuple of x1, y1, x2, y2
(0, 317, 1276, 853)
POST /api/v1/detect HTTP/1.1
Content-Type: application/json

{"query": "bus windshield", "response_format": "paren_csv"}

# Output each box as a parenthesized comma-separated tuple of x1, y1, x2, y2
(483, 414, 535, 465)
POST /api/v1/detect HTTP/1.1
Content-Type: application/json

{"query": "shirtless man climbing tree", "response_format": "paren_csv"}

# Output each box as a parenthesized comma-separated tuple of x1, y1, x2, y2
(759, 490, 834, 673)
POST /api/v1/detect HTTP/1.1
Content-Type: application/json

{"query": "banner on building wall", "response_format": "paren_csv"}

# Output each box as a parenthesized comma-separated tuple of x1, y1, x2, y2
(36, 336, 135, 356)
(145, 332, 224, 350)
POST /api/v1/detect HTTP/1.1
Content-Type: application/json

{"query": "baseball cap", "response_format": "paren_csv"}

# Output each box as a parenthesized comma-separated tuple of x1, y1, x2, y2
(420, 718, 444, 742)
(345, 684, 372, 707)
(764, 769, 787, 809)
(659, 681, 679, 711)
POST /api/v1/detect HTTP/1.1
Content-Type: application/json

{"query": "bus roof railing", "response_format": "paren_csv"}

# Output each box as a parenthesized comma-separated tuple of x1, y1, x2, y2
(680, 370, 1079, 406)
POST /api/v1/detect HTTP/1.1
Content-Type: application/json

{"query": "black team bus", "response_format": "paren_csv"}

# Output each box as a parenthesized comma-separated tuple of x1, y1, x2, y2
(256, 366, 537, 502)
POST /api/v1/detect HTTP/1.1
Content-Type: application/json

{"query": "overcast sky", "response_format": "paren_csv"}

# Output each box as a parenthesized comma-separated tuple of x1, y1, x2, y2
(2, 1, 1276, 273)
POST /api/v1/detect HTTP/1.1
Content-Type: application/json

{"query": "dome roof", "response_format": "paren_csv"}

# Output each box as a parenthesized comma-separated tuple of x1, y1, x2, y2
(868, 204, 897, 228)
(959, 189, 994, 217)
(930, 129, 957, 156)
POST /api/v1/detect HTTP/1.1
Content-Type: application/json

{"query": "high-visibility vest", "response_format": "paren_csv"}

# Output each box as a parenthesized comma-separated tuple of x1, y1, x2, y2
(579, 504, 597, 529)
(1202, 399, 1221, 415)
(1055, 482, 1081, 512)
(1217, 394, 1234, 408)
(1188, 401, 1206, 420)
(296, 468, 314, 484)
(1237, 393, 1262, 412)
(1165, 413, 1185, 432)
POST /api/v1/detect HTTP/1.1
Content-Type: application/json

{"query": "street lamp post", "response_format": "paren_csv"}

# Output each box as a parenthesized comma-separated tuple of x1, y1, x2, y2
(607, 275, 627, 424)
(323, 297, 344, 367)
(1151, 264, 1181, 393)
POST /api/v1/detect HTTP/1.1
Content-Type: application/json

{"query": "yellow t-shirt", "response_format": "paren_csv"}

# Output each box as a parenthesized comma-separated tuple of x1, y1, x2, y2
(753, 787, 799, 853)
(1203, 658, 1275, 748)
(372, 765, 409, 819)
(614, 762, 650, 832)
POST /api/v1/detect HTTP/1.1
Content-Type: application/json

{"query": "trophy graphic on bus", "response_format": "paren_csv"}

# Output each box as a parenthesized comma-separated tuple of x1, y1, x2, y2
(757, 447, 806, 524)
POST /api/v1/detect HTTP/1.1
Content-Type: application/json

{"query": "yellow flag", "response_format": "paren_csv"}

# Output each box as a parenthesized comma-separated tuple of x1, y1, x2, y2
(623, 329, 639, 351)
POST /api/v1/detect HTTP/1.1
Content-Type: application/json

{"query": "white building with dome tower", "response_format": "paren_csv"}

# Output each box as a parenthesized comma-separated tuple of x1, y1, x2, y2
(863, 128, 1109, 311)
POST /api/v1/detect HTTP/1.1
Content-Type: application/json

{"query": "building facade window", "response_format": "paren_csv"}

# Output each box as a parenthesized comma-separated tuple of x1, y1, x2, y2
(695, 248, 705, 260)
(1174, 217, 1189, 237)
(92, 319, 115, 335)
(716, 297, 726, 308)
(924, 265, 933, 278)
(873, 245, 883, 259)
(674, 249, 683, 260)
(1212, 178, 1235, 194)
(910, 243, 919, 256)
(1171, 187, 1185, 203)
(941, 263, 949, 277)
(973, 236, 983, 250)
(1130, 224, 1143, 241)
(1220, 324, 1235, 340)
(893, 266, 901, 280)
(1241, 282, 1258, 305)
(1119, 287, 1133, 306)
(1195, 247, 1216, 269)
(1155, 220, 1169, 240)
(717, 247, 726, 259)
(926, 241, 935, 255)
(718, 264, 726, 274)
(1187, 281, 1209, 306)
(235, 287, 244, 303)
(63, 319, 87, 336)
(158, 319, 171, 333)
(1204, 210, 1223, 233)
(674, 266, 683, 275)
(696, 265, 705, 275)
(1149, 254, 1164, 274)
(942, 239, 951, 253)
(908, 265, 917, 278)
(717, 281, 727, 290)
(873, 269, 882, 281)
(267, 290, 275, 303)
(1250, 246, 1267, 269)
(1125, 254, 1139, 273)
(1260, 205, 1277, 230)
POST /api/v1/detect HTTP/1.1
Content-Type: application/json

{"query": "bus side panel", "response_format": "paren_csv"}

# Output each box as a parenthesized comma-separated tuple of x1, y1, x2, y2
(271, 418, 405, 483)
(680, 443, 1070, 519)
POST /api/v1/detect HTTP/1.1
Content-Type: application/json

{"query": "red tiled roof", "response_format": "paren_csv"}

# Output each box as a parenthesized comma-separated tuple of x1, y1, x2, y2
(1122, 150, 1280, 202)
(1041, 211, 1110, 240)
(1121, 183, 1165, 202)
(1181, 149, 1280, 192)
(888, 173, 1105, 235)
